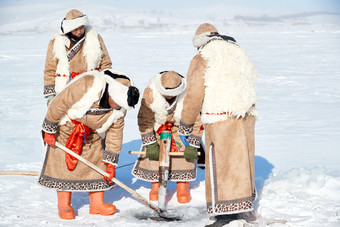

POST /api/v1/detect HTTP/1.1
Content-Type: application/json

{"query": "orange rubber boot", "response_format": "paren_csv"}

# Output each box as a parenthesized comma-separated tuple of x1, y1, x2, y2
(177, 182, 191, 203)
(89, 191, 117, 215)
(149, 182, 159, 201)
(57, 191, 75, 219)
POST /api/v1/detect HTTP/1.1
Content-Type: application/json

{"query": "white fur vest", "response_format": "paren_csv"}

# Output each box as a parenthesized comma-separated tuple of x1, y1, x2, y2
(200, 40, 257, 124)
(148, 76, 186, 131)
(53, 27, 103, 94)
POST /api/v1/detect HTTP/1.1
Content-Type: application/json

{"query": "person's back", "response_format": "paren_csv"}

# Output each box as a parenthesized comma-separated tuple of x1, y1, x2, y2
(198, 34, 257, 124)
(179, 23, 258, 225)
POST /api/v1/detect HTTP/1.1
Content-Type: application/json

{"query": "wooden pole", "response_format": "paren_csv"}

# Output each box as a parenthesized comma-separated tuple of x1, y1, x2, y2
(54, 142, 163, 216)
(0, 171, 39, 176)
(157, 130, 171, 210)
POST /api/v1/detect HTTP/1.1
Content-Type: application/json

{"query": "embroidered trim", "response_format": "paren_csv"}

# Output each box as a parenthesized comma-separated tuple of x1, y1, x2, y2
(206, 192, 256, 214)
(103, 150, 119, 164)
(188, 135, 201, 148)
(38, 175, 113, 191)
(178, 121, 194, 136)
(141, 131, 157, 145)
(86, 108, 111, 115)
(204, 111, 232, 116)
(42, 118, 58, 133)
(132, 167, 196, 182)
(67, 37, 85, 61)
(43, 85, 56, 96)
(204, 104, 255, 116)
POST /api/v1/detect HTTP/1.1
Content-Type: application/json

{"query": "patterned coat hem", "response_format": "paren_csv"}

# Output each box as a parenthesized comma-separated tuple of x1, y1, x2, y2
(38, 175, 114, 191)
(131, 166, 197, 182)
(206, 192, 256, 214)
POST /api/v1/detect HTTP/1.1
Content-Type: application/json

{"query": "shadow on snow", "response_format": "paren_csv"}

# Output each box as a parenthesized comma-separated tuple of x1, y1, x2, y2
(71, 139, 274, 214)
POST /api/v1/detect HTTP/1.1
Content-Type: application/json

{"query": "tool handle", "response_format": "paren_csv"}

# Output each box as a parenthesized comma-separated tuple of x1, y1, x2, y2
(128, 151, 201, 156)
(0, 171, 39, 176)
(55, 142, 162, 214)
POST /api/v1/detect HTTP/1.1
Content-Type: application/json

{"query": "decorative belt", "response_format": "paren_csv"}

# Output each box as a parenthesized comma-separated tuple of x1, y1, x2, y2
(204, 111, 231, 115)
(56, 68, 100, 80)
(204, 104, 255, 116)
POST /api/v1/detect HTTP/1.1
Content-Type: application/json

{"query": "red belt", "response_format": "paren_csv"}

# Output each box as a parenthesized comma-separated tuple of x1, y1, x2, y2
(65, 117, 93, 171)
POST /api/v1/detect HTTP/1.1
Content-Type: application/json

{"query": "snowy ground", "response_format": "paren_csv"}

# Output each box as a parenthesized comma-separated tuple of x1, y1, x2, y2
(0, 1, 340, 226)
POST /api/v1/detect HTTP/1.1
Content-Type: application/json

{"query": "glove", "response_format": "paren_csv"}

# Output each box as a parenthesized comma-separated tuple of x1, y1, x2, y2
(180, 135, 189, 146)
(44, 132, 56, 146)
(46, 95, 55, 106)
(184, 145, 198, 161)
(103, 163, 115, 184)
(145, 143, 160, 160)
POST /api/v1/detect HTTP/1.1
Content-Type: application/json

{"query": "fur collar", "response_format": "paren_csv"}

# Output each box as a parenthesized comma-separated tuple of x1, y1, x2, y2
(148, 76, 186, 131)
(58, 71, 126, 133)
(53, 27, 103, 76)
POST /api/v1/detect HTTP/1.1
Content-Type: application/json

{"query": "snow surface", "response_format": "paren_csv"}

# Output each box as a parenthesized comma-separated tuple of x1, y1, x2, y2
(0, 0, 340, 226)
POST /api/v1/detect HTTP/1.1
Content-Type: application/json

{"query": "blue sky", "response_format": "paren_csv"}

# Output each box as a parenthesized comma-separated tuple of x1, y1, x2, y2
(1, 0, 340, 13)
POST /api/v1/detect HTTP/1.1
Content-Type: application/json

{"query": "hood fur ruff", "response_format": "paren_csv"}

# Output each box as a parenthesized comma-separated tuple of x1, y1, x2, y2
(200, 39, 258, 124)
(102, 69, 136, 111)
(155, 73, 186, 96)
(53, 27, 103, 94)
(58, 70, 126, 133)
(148, 75, 186, 131)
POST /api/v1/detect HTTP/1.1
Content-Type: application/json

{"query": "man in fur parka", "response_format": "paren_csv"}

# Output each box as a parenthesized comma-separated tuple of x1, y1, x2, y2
(43, 9, 112, 105)
(131, 71, 203, 203)
(179, 23, 258, 225)
(39, 69, 139, 219)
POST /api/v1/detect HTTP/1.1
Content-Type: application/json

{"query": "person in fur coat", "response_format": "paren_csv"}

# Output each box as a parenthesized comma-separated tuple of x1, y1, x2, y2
(179, 23, 258, 225)
(43, 9, 112, 105)
(131, 71, 203, 203)
(39, 69, 139, 220)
